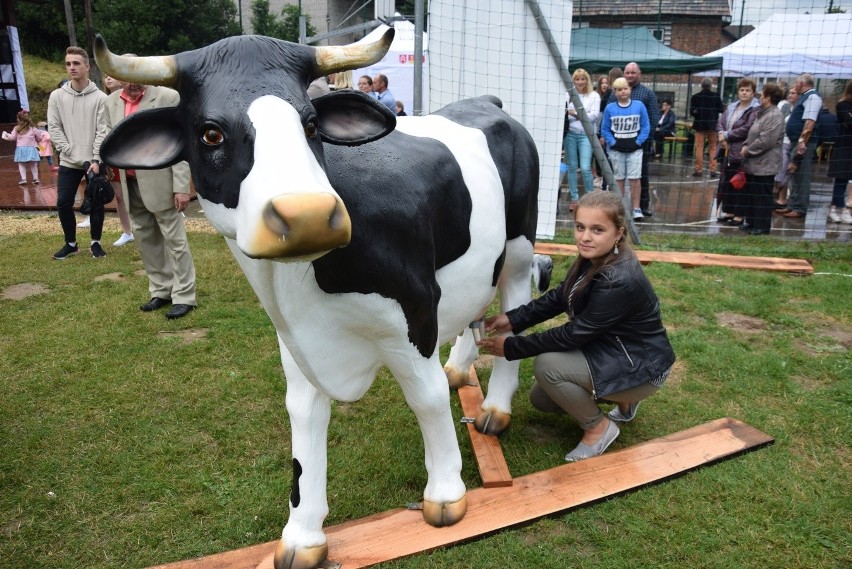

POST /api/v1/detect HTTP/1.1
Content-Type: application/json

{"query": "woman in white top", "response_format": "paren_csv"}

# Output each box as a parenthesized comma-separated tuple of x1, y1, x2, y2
(563, 68, 601, 205)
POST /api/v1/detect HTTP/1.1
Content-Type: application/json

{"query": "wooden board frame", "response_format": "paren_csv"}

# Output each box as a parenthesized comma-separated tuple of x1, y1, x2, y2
(534, 242, 814, 274)
(455, 367, 512, 488)
(150, 418, 773, 569)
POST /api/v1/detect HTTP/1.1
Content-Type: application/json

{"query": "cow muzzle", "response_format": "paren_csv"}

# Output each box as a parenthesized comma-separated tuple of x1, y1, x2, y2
(249, 193, 352, 259)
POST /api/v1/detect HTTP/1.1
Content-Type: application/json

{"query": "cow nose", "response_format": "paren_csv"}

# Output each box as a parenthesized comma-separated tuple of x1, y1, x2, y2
(250, 193, 352, 259)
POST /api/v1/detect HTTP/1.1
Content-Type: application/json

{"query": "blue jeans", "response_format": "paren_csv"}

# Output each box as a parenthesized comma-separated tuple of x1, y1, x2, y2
(564, 131, 593, 202)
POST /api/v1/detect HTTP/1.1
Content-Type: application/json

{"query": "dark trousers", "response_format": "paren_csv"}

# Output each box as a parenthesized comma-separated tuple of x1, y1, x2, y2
(717, 157, 744, 216)
(744, 174, 774, 232)
(640, 150, 650, 212)
(56, 166, 103, 243)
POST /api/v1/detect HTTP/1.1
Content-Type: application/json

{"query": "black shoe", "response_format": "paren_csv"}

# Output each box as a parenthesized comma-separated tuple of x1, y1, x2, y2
(726, 218, 744, 226)
(140, 297, 171, 312)
(52, 243, 79, 260)
(717, 215, 734, 223)
(739, 223, 753, 231)
(749, 228, 770, 235)
(709, 171, 719, 179)
(692, 171, 703, 178)
(166, 304, 195, 319)
(641, 210, 653, 217)
(90, 242, 106, 259)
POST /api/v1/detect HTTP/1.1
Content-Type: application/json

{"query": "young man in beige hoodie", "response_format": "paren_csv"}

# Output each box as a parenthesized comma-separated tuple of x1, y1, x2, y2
(47, 46, 109, 259)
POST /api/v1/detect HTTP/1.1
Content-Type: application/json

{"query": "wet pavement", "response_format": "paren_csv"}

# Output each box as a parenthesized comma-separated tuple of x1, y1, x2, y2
(555, 153, 850, 242)
(0, 144, 849, 242)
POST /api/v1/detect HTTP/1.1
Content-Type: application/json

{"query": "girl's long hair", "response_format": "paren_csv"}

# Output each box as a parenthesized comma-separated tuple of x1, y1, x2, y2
(562, 191, 633, 311)
(15, 110, 33, 134)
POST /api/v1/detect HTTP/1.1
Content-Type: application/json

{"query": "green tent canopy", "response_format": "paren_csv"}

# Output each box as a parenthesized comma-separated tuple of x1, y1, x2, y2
(568, 27, 723, 74)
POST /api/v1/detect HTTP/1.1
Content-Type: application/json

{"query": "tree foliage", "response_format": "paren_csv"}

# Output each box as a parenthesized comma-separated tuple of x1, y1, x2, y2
(250, 0, 315, 42)
(14, 0, 241, 59)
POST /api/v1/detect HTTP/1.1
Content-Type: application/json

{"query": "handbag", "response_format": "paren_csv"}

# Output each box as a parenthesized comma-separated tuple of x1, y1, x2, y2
(80, 165, 116, 215)
(730, 168, 747, 190)
(725, 147, 746, 191)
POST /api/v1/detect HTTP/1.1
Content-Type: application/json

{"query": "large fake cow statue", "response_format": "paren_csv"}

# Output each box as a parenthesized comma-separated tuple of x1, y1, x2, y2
(96, 30, 542, 569)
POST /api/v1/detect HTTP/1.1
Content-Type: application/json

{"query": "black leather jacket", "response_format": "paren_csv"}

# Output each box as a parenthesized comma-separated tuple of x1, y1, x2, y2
(503, 253, 675, 400)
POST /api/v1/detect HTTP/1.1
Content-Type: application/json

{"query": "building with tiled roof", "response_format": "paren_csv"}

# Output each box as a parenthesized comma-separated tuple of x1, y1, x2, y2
(573, 0, 733, 55)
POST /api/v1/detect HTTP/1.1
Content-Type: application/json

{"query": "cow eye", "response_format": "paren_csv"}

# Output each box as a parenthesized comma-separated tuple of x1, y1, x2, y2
(201, 126, 224, 146)
(304, 121, 318, 139)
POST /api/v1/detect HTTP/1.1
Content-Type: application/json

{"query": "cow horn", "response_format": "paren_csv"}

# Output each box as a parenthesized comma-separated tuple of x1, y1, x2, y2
(313, 28, 395, 76)
(93, 34, 178, 87)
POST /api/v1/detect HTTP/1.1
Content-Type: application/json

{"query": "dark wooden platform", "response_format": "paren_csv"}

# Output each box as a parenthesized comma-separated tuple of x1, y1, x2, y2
(149, 417, 773, 569)
(534, 242, 814, 275)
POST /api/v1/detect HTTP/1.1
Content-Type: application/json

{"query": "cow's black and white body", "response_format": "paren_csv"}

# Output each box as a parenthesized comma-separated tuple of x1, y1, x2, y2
(95, 32, 539, 569)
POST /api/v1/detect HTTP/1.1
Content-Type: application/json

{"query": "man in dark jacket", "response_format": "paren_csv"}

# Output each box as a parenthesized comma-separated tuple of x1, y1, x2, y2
(690, 78, 724, 178)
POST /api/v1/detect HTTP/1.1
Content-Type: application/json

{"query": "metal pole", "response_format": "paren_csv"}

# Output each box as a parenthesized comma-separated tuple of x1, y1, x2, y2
(738, 0, 745, 40)
(413, 0, 424, 115)
(523, 0, 641, 244)
(63, 0, 77, 47)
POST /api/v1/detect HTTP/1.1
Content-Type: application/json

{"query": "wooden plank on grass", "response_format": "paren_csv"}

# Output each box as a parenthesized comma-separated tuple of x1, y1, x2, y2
(456, 367, 512, 488)
(534, 242, 813, 274)
(149, 418, 772, 569)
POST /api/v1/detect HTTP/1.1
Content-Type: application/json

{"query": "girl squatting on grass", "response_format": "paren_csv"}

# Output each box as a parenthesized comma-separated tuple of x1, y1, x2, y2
(478, 191, 676, 461)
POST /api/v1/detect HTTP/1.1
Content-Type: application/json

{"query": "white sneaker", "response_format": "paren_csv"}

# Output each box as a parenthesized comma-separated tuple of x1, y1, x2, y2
(113, 232, 134, 246)
(77, 216, 91, 228)
(841, 208, 852, 224)
(827, 206, 841, 223)
(633, 208, 644, 220)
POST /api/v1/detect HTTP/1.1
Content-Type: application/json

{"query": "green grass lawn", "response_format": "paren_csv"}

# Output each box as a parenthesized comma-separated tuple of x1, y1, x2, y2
(1, 226, 850, 568)
(23, 53, 67, 123)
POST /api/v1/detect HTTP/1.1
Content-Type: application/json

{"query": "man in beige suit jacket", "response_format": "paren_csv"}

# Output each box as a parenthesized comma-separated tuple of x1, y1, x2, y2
(105, 81, 198, 319)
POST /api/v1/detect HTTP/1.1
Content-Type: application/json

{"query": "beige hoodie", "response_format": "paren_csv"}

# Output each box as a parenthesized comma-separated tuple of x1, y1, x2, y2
(47, 80, 108, 169)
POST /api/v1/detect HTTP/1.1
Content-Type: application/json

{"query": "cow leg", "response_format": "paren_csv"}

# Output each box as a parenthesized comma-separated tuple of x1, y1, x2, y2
(388, 355, 467, 527)
(274, 339, 332, 569)
(443, 328, 479, 389)
(476, 237, 534, 436)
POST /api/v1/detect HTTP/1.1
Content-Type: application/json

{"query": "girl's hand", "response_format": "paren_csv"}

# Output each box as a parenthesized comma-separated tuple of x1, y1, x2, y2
(484, 313, 512, 334)
(477, 335, 506, 358)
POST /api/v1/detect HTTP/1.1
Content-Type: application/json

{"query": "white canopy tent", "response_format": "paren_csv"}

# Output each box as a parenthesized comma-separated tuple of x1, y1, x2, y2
(704, 13, 852, 78)
(351, 19, 429, 115)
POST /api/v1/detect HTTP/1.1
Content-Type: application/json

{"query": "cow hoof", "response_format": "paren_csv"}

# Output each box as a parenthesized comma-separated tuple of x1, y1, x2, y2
(443, 364, 469, 390)
(422, 494, 468, 527)
(273, 540, 328, 569)
(474, 409, 511, 435)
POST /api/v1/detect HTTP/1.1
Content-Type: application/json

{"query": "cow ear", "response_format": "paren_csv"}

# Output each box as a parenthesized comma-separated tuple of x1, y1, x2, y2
(101, 107, 185, 169)
(313, 90, 396, 146)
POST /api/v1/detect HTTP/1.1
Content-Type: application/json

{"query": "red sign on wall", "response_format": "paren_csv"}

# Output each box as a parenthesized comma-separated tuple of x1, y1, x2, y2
(398, 54, 427, 64)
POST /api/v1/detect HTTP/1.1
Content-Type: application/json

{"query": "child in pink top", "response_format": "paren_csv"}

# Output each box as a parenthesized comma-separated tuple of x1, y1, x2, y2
(2, 110, 44, 184)
(36, 121, 56, 170)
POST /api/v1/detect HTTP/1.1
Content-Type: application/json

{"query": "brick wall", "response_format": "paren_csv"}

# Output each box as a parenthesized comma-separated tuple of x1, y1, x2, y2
(671, 20, 722, 55)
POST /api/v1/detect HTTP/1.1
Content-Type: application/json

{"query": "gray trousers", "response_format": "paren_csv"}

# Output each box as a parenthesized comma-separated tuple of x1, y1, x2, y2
(788, 142, 817, 215)
(530, 350, 659, 430)
(127, 178, 197, 305)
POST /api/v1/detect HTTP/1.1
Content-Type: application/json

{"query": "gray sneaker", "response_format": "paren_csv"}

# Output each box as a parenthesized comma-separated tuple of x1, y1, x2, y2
(565, 419, 620, 462)
(607, 401, 641, 423)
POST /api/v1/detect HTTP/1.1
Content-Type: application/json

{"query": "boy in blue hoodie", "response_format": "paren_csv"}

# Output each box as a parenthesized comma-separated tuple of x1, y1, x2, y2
(602, 78, 650, 220)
